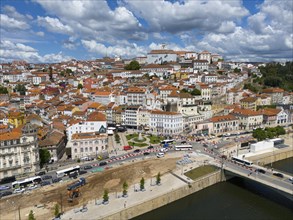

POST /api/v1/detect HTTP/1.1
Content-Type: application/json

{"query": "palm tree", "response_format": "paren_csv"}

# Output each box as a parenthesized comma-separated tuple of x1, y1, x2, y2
(140, 177, 145, 191)
(122, 181, 128, 197)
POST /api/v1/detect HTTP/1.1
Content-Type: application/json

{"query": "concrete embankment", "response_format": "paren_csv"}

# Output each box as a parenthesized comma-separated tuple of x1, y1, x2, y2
(102, 170, 222, 220)
(247, 147, 293, 166)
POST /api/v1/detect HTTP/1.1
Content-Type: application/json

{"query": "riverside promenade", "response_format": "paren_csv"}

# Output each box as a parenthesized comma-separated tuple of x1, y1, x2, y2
(61, 154, 220, 220)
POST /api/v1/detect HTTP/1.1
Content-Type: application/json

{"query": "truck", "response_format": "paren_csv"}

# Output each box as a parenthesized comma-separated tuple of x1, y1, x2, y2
(67, 177, 86, 202)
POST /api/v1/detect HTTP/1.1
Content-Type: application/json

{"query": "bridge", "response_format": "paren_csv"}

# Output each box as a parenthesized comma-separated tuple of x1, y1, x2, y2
(202, 148, 293, 199)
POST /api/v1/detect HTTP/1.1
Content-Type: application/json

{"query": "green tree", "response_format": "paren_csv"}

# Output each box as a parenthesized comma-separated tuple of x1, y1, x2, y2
(0, 86, 8, 94)
(252, 128, 267, 141)
(234, 68, 241, 73)
(54, 203, 60, 217)
(103, 189, 109, 202)
(115, 133, 120, 144)
(122, 181, 128, 196)
(190, 88, 201, 96)
(77, 83, 83, 89)
(124, 60, 140, 70)
(140, 177, 145, 191)
(180, 88, 189, 93)
(14, 84, 27, 95)
(28, 210, 36, 220)
(39, 148, 51, 168)
(156, 172, 161, 185)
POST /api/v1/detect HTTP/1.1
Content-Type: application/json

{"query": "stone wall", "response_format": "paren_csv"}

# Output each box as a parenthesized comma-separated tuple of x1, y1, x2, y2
(102, 171, 222, 220)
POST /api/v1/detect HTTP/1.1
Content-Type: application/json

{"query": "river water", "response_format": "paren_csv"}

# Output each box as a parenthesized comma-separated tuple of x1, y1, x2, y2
(133, 158, 293, 220)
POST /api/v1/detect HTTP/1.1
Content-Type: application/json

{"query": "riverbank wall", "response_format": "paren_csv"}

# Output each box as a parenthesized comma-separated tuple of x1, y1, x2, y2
(102, 170, 222, 220)
(247, 147, 293, 166)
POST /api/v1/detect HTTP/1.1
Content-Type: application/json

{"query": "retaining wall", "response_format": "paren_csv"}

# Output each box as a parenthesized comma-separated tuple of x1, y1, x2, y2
(102, 170, 222, 220)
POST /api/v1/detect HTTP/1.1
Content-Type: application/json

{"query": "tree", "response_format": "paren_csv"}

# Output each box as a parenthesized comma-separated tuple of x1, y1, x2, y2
(103, 189, 109, 203)
(234, 68, 241, 73)
(275, 126, 285, 136)
(180, 88, 189, 93)
(140, 177, 145, 191)
(0, 86, 8, 94)
(39, 148, 51, 168)
(115, 133, 120, 144)
(77, 83, 83, 89)
(14, 84, 27, 95)
(124, 60, 140, 70)
(28, 210, 36, 220)
(156, 172, 161, 185)
(191, 88, 201, 96)
(54, 203, 60, 217)
(252, 128, 267, 141)
(122, 181, 128, 197)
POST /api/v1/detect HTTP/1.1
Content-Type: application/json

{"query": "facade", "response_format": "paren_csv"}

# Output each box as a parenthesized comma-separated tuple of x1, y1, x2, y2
(262, 88, 284, 104)
(0, 123, 40, 179)
(232, 109, 263, 130)
(193, 60, 209, 71)
(68, 132, 108, 159)
(210, 114, 239, 134)
(149, 109, 183, 135)
(240, 97, 260, 111)
(125, 106, 139, 128)
(146, 50, 178, 64)
(198, 50, 211, 63)
(127, 87, 147, 106)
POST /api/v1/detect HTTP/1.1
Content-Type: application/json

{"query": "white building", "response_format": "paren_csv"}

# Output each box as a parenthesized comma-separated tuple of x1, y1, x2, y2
(193, 60, 209, 71)
(147, 50, 178, 64)
(66, 112, 107, 140)
(149, 109, 183, 135)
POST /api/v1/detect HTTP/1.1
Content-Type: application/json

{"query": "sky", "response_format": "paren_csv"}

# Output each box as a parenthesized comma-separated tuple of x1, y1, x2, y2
(0, 0, 292, 63)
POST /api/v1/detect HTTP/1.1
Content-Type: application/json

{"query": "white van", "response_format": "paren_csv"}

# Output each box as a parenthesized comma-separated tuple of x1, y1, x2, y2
(157, 152, 165, 158)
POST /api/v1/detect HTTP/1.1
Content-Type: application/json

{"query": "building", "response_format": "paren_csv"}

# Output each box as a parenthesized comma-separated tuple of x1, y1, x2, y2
(198, 50, 211, 63)
(209, 114, 239, 134)
(240, 97, 260, 111)
(0, 123, 40, 179)
(67, 132, 108, 159)
(127, 87, 147, 106)
(232, 108, 263, 130)
(262, 88, 284, 104)
(193, 60, 209, 71)
(146, 50, 178, 64)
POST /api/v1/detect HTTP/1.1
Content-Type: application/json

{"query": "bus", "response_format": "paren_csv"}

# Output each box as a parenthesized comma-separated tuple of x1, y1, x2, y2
(12, 176, 42, 189)
(175, 144, 193, 151)
(56, 166, 80, 178)
(161, 139, 175, 145)
(231, 156, 253, 167)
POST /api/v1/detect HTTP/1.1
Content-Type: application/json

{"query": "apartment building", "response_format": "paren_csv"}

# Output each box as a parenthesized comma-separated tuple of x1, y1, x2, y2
(232, 108, 263, 130)
(0, 123, 40, 179)
(210, 114, 239, 134)
(127, 87, 147, 106)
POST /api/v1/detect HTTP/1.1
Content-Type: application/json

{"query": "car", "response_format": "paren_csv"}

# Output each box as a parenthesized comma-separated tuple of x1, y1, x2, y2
(83, 165, 93, 170)
(156, 152, 165, 158)
(42, 175, 52, 180)
(13, 188, 25, 194)
(41, 181, 51, 186)
(143, 152, 150, 156)
(35, 171, 46, 176)
(133, 149, 141, 153)
(256, 169, 266, 174)
(289, 177, 293, 182)
(0, 185, 11, 191)
(52, 178, 62, 183)
(69, 172, 78, 179)
(27, 185, 38, 190)
(0, 191, 13, 198)
(123, 146, 133, 151)
(273, 173, 284, 178)
(79, 170, 87, 175)
(110, 156, 116, 160)
(181, 141, 187, 144)
(147, 146, 154, 149)
(99, 161, 107, 166)
(160, 148, 168, 152)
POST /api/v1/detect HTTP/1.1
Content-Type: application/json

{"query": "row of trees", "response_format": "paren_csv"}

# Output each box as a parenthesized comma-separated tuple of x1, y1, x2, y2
(252, 126, 286, 141)
(28, 204, 60, 220)
(103, 173, 161, 204)
(180, 88, 201, 96)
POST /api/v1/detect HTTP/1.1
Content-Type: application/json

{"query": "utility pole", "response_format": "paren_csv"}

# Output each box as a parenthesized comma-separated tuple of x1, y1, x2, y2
(18, 206, 21, 220)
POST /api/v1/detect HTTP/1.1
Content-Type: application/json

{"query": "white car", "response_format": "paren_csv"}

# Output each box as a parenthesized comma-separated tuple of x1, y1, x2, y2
(157, 152, 165, 158)
(27, 185, 38, 190)
(160, 148, 168, 152)
(13, 188, 25, 194)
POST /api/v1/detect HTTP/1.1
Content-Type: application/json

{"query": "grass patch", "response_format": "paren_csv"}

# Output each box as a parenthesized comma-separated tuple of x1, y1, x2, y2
(148, 135, 164, 144)
(185, 165, 219, 180)
(128, 141, 148, 147)
(133, 137, 146, 142)
(126, 133, 138, 140)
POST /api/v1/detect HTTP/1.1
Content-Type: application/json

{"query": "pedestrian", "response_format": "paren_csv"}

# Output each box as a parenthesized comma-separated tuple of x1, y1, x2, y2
(124, 201, 127, 208)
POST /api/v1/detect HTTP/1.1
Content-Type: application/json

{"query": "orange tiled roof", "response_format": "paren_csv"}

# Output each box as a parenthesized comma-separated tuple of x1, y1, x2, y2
(87, 112, 106, 121)
(210, 114, 237, 122)
(0, 131, 21, 141)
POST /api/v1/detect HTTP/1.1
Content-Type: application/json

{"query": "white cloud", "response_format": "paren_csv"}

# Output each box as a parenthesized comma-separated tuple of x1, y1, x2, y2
(0, 14, 30, 30)
(0, 40, 71, 63)
(37, 16, 73, 35)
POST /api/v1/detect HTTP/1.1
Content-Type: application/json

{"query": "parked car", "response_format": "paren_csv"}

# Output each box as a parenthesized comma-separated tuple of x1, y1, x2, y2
(0, 191, 13, 198)
(289, 177, 293, 182)
(83, 165, 93, 170)
(156, 152, 165, 158)
(42, 175, 52, 180)
(99, 161, 107, 166)
(181, 141, 187, 144)
(160, 148, 168, 152)
(13, 188, 25, 194)
(256, 169, 266, 174)
(143, 152, 150, 156)
(133, 149, 141, 153)
(79, 170, 87, 175)
(147, 146, 154, 149)
(52, 178, 62, 183)
(0, 185, 11, 191)
(69, 172, 78, 179)
(123, 146, 133, 151)
(41, 181, 51, 186)
(27, 185, 38, 190)
(273, 172, 284, 178)
(35, 171, 46, 176)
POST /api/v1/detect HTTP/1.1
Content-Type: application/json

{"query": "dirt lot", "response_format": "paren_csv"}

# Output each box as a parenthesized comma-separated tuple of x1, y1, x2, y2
(0, 157, 179, 220)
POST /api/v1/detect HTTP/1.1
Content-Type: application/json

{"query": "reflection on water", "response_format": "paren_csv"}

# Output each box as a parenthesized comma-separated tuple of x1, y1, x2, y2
(133, 158, 293, 220)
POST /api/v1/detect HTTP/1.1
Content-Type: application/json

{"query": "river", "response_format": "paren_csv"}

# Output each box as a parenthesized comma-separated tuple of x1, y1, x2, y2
(133, 158, 293, 220)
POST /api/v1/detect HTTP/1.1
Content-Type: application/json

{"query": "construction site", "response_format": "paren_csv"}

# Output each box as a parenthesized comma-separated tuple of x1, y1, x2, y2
(0, 157, 179, 220)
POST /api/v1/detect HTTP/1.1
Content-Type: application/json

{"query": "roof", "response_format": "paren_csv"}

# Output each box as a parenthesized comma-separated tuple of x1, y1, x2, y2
(0, 131, 21, 141)
(150, 109, 180, 116)
(232, 108, 262, 116)
(127, 87, 146, 93)
(262, 88, 284, 93)
(240, 97, 258, 103)
(87, 112, 106, 121)
(210, 114, 237, 122)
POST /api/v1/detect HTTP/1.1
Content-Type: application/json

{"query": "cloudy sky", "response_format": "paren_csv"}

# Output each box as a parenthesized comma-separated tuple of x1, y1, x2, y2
(0, 0, 292, 63)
